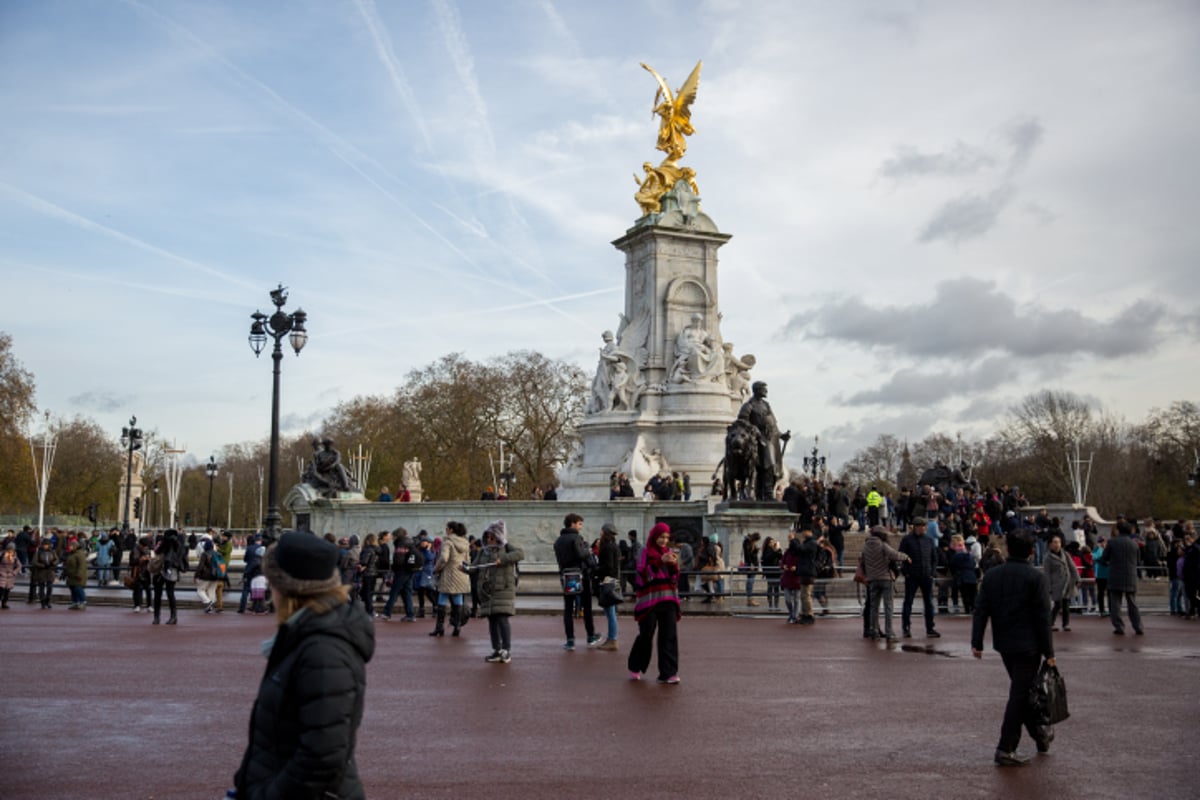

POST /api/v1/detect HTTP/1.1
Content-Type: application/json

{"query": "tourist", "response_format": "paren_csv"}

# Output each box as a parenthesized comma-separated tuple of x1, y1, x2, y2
(232, 532, 373, 799)
(1183, 531, 1200, 618)
(1168, 539, 1187, 616)
(1092, 537, 1109, 616)
(619, 530, 640, 596)
(899, 517, 940, 638)
(194, 539, 222, 614)
(628, 522, 682, 684)
(357, 533, 380, 616)
(554, 513, 597, 650)
(813, 527, 838, 615)
(474, 520, 524, 663)
(863, 525, 910, 641)
(0, 543, 18, 608)
(31, 538, 57, 608)
(949, 534, 980, 614)
(784, 528, 818, 624)
(64, 539, 89, 610)
(238, 534, 266, 614)
(742, 532, 761, 606)
(430, 521, 471, 637)
(1042, 534, 1079, 632)
(381, 528, 420, 622)
(595, 523, 621, 650)
(761, 536, 783, 611)
(131, 535, 153, 612)
(971, 530, 1055, 766)
(1068, 540, 1096, 613)
(152, 529, 188, 625)
(416, 535, 437, 618)
(1102, 522, 1143, 636)
(94, 531, 115, 586)
(377, 486, 392, 502)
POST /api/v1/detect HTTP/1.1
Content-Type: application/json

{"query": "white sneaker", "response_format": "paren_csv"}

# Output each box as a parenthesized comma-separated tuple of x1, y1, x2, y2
(499, 650, 511, 663)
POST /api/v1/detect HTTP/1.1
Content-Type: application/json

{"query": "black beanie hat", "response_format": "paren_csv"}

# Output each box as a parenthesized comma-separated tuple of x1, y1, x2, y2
(264, 532, 341, 597)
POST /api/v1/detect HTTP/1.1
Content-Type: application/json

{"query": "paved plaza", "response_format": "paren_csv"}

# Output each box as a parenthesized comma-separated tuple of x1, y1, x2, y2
(2, 605, 1194, 799)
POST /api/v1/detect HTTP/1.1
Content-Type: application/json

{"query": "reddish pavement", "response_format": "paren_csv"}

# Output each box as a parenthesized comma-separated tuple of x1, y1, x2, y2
(1, 604, 1195, 800)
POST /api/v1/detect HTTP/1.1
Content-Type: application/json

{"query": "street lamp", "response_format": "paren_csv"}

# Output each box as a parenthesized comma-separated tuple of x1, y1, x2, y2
(153, 479, 161, 529)
(120, 416, 144, 535)
(249, 284, 308, 536)
(205, 456, 219, 528)
(802, 435, 826, 482)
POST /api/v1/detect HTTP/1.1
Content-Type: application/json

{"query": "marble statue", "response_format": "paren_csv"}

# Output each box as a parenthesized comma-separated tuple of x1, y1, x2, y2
(587, 330, 645, 413)
(670, 313, 725, 384)
(402, 458, 423, 500)
(722, 344, 756, 401)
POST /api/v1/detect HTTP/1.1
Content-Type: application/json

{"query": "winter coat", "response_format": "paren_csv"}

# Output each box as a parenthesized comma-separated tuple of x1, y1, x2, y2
(474, 542, 524, 617)
(95, 538, 114, 567)
(433, 533, 471, 595)
(0, 552, 19, 589)
(65, 549, 89, 587)
(31, 547, 58, 583)
(234, 601, 374, 800)
(899, 532, 938, 580)
(1102, 536, 1140, 593)
(633, 543, 680, 622)
(156, 537, 188, 583)
(971, 558, 1054, 658)
(553, 529, 592, 573)
(950, 551, 979, 586)
(596, 538, 620, 582)
(358, 545, 379, 579)
(1043, 548, 1079, 601)
(862, 534, 904, 582)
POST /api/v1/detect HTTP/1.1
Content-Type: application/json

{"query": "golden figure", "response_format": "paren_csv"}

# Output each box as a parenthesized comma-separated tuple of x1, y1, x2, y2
(634, 61, 702, 216)
(641, 61, 702, 165)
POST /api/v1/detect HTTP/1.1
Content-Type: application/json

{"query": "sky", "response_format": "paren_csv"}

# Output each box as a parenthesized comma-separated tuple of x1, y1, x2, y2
(2, 0, 1198, 475)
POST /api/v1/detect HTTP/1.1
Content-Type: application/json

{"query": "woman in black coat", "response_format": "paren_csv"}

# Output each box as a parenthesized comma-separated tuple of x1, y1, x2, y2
(233, 532, 375, 800)
(152, 530, 188, 625)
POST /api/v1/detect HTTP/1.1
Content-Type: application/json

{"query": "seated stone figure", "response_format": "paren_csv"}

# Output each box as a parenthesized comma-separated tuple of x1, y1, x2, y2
(303, 438, 357, 496)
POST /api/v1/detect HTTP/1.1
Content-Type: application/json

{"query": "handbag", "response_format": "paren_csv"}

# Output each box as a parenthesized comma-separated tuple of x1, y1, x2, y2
(561, 569, 583, 595)
(853, 554, 867, 585)
(1029, 660, 1070, 725)
(597, 577, 623, 608)
(163, 565, 180, 583)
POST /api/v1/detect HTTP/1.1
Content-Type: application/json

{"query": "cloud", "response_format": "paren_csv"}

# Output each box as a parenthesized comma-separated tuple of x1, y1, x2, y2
(918, 185, 1015, 243)
(352, 0, 433, 151)
(68, 390, 133, 413)
(785, 277, 1166, 360)
(1004, 117, 1044, 173)
(879, 142, 997, 181)
(841, 356, 1016, 406)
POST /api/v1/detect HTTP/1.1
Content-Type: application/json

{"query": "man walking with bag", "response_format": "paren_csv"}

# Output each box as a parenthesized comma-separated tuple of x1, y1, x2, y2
(971, 530, 1055, 766)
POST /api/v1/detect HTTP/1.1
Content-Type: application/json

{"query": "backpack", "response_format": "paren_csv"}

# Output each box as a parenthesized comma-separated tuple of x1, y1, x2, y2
(211, 551, 227, 579)
(815, 547, 835, 579)
(147, 554, 164, 576)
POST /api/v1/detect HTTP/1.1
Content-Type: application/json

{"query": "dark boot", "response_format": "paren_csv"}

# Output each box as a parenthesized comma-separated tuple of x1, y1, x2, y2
(458, 606, 468, 629)
(167, 614, 177, 625)
(429, 607, 445, 637)
(451, 606, 462, 637)
(152, 614, 160, 625)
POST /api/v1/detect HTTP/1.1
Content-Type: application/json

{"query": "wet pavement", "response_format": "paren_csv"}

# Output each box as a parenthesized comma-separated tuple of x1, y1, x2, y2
(1, 604, 1195, 799)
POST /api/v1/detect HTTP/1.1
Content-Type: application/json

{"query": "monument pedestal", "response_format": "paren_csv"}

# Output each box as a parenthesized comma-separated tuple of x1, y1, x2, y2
(707, 504, 797, 575)
(559, 186, 758, 501)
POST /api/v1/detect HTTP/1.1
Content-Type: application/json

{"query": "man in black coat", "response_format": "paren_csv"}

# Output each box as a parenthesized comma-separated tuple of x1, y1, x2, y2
(899, 517, 940, 638)
(971, 530, 1055, 766)
(554, 513, 596, 650)
(1102, 521, 1144, 635)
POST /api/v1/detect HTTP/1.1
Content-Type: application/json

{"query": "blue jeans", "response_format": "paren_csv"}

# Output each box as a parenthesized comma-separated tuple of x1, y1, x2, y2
(384, 573, 414, 618)
(604, 604, 618, 641)
(1169, 579, 1185, 614)
(437, 592, 464, 607)
(69, 585, 86, 605)
(902, 575, 936, 633)
(868, 579, 894, 637)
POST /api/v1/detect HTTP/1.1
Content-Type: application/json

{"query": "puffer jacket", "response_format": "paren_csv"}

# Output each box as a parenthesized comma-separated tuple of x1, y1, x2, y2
(31, 547, 58, 583)
(474, 542, 524, 617)
(235, 600, 374, 800)
(1102, 535, 1140, 593)
(862, 533, 905, 582)
(0, 552, 19, 589)
(434, 533, 471, 595)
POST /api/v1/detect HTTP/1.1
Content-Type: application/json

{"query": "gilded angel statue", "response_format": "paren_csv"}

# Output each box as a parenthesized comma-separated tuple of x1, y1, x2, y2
(640, 61, 702, 165)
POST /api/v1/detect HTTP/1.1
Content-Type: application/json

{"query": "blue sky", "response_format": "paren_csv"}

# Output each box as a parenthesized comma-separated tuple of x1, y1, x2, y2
(2, 0, 1198, 472)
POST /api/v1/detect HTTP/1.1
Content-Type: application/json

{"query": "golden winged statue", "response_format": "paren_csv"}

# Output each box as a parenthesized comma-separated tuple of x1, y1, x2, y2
(641, 60, 701, 165)
(633, 61, 702, 216)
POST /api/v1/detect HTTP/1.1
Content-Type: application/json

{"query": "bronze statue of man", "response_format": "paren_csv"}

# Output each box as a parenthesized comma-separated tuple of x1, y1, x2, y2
(736, 381, 787, 501)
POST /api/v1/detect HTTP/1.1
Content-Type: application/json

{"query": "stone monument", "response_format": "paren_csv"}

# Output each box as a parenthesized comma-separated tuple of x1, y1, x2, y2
(558, 60, 757, 500)
(116, 450, 145, 533)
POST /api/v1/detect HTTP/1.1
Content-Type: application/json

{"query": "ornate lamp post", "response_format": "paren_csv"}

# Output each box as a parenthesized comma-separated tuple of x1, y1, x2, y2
(802, 436, 826, 482)
(205, 456, 219, 528)
(248, 284, 308, 536)
(120, 416, 144, 535)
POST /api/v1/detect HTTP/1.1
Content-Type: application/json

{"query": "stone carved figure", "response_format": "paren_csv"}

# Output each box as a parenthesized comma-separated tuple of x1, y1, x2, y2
(735, 382, 789, 501)
(402, 459, 422, 492)
(721, 419, 759, 501)
(722, 344, 756, 401)
(587, 330, 645, 414)
(302, 438, 357, 497)
(620, 435, 670, 487)
(670, 312, 724, 384)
